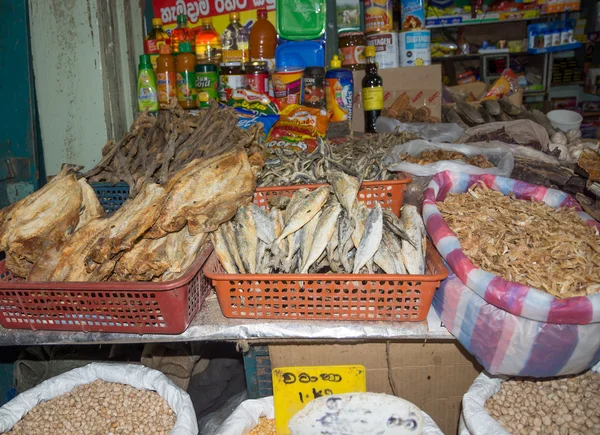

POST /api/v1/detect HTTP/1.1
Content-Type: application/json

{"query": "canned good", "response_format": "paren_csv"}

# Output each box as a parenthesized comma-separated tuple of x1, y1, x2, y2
(272, 68, 304, 107)
(302, 66, 325, 108)
(399, 30, 431, 67)
(366, 32, 399, 69)
(245, 61, 269, 94)
(195, 63, 219, 108)
(219, 62, 245, 103)
(364, 0, 393, 34)
(401, 0, 425, 30)
(338, 31, 366, 70)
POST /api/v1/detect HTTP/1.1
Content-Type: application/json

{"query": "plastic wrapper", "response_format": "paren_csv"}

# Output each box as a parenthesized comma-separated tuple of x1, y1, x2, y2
(383, 140, 514, 177)
(266, 105, 331, 154)
(0, 363, 198, 434)
(376, 118, 465, 143)
(483, 69, 518, 100)
(214, 396, 444, 435)
(459, 365, 600, 435)
(423, 171, 600, 376)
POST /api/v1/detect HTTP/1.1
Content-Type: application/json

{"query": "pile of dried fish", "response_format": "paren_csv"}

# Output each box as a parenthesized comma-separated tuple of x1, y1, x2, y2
(443, 97, 556, 137)
(212, 171, 428, 275)
(438, 182, 600, 298)
(464, 126, 546, 153)
(258, 133, 417, 187)
(85, 100, 265, 197)
(398, 150, 494, 168)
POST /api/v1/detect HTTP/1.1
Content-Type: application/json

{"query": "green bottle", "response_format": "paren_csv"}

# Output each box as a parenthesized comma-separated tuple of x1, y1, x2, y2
(137, 54, 159, 112)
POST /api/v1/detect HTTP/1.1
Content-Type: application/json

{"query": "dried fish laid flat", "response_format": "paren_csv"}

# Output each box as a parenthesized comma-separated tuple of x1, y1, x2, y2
(438, 182, 600, 299)
(211, 171, 428, 275)
(257, 132, 417, 187)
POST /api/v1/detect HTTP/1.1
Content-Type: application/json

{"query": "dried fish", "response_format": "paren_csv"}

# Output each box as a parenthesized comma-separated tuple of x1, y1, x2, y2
(481, 99, 501, 116)
(438, 182, 600, 298)
(353, 203, 383, 274)
(400, 205, 427, 274)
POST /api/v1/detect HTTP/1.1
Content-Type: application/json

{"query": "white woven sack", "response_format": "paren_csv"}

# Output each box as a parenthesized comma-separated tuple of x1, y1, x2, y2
(0, 362, 198, 434)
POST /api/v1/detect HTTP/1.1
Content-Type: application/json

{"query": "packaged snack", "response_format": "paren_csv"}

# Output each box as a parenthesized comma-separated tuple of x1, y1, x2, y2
(483, 69, 518, 100)
(235, 108, 279, 140)
(266, 104, 331, 153)
(226, 89, 279, 115)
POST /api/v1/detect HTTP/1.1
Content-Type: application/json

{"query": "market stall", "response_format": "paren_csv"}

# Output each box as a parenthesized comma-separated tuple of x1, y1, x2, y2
(1, 0, 599, 434)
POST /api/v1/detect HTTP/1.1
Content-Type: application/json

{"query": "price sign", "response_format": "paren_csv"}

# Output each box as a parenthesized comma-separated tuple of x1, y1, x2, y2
(272, 365, 366, 435)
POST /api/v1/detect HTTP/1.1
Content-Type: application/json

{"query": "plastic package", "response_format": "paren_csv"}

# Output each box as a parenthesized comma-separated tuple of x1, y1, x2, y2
(383, 140, 514, 177)
(459, 365, 600, 435)
(376, 118, 465, 142)
(0, 363, 198, 434)
(214, 396, 444, 435)
(424, 171, 600, 377)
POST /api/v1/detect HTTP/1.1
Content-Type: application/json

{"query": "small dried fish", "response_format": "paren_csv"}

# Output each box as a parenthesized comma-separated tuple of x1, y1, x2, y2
(301, 203, 342, 273)
(400, 205, 426, 274)
(327, 171, 360, 214)
(211, 227, 237, 274)
(275, 186, 329, 243)
(353, 203, 383, 273)
(234, 206, 258, 273)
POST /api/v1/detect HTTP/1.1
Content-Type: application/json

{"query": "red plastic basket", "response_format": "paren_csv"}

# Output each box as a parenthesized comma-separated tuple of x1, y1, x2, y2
(0, 244, 213, 334)
(253, 173, 412, 216)
(205, 240, 447, 322)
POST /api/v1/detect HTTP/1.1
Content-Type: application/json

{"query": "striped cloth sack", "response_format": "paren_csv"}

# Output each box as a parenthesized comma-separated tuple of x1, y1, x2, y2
(423, 171, 600, 376)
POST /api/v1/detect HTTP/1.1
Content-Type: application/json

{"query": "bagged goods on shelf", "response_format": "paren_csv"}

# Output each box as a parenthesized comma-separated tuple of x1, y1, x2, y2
(383, 140, 514, 177)
(375, 118, 464, 142)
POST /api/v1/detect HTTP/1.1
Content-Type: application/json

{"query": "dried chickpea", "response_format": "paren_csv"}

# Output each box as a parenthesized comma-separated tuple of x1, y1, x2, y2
(248, 416, 277, 435)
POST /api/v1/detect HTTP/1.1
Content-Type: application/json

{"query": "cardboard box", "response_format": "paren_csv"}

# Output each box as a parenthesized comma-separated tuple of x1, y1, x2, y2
(352, 65, 443, 132)
(269, 342, 482, 435)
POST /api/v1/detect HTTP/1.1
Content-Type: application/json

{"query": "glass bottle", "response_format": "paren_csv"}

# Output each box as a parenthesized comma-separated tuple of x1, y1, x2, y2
(195, 17, 222, 65)
(221, 12, 249, 64)
(361, 46, 383, 133)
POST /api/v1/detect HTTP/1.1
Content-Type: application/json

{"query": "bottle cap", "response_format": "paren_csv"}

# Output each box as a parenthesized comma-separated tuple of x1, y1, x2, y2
(364, 46, 376, 57)
(152, 18, 162, 27)
(257, 9, 267, 19)
(230, 12, 240, 20)
(202, 17, 212, 25)
(177, 14, 187, 25)
(159, 44, 172, 55)
(139, 54, 152, 68)
(179, 41, 192, 53)
(330, 55, 341, 68)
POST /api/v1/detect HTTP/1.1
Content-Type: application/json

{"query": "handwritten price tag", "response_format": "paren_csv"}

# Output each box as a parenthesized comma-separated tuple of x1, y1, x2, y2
(272, 365, 366, 434)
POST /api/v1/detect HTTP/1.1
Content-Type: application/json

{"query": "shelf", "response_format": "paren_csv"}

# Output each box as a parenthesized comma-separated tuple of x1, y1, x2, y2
(426, 10, 539, 28)
(527, 42, 582, 54)
(431, 51, 536, 62)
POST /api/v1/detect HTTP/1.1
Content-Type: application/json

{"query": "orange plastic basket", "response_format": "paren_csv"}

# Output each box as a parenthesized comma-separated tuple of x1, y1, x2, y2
(253, 173, 412, 216)
(0, 244, 213, 334)
(205, 240, 447, 322)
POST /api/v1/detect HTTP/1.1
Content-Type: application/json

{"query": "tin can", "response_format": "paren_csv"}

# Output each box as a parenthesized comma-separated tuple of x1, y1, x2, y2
(399, 29, 431, 67)
(366, 32, 399, 69)
(364, 0, 393, 34)
(302, 66, 325, 108)
(401, 0, 425, 30)
(272, 68, 304, 107)
(245, 61, 269, 94)
(195, 63, 219, 108)
(219, 62, 245, 103)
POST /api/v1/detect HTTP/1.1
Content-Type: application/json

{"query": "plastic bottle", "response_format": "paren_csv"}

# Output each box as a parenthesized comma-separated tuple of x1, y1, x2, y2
(144, 18, 169, 70)
(361, 46, 383, 133)
(250, 9, 277, 70)
(137, 54, 159, 113)
(195, 17, 222, 65)
(324, 55, 354, 122)
(171, 14, 195, 54)
(176, 42, 197, 109)
(156, 44, 176, 108)
(222, 12, 250, 64)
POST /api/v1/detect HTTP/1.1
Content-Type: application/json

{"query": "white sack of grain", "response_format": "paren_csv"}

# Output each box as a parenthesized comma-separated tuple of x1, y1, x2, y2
(0, 362, 197, 434)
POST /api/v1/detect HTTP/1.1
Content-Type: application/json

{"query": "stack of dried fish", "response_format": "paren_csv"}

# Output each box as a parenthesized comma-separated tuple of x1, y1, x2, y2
(257, 133, 417, 187)
(212, 171, 428, 275)
(438, 182, 600, 298)
(85, 100, 265, 197)
(442, 97, 556, 137)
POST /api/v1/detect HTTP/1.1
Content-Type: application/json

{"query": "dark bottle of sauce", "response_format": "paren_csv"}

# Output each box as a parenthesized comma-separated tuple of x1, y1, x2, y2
(361, 45, 383, 133)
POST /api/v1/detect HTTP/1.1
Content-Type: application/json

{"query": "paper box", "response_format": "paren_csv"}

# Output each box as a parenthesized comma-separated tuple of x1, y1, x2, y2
(269, 342, 482, 435)
(352, 65, 443, 133)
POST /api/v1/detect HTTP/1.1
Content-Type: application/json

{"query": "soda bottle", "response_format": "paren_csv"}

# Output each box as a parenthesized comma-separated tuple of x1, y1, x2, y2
(176, 42, 197, 109)
(171, 14, 195, 54)
(156, 44, 176, 108)
(195, 17, 222, 65)
(250, 9, 276, 70)
(221, 12, 249, 64)
(144, 18, 169, 70)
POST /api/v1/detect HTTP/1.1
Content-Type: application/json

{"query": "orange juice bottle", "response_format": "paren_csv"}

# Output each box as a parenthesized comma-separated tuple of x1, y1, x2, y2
(171, 14, 195, 54)
(249, 9, 276, 69)
(176, 42, 197, 109)
(195, 17, 222, 64)
(156, 44, 176, 108)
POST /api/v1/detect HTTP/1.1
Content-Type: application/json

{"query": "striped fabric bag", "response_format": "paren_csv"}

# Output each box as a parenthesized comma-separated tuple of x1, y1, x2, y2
(423, 171, 600, 376)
